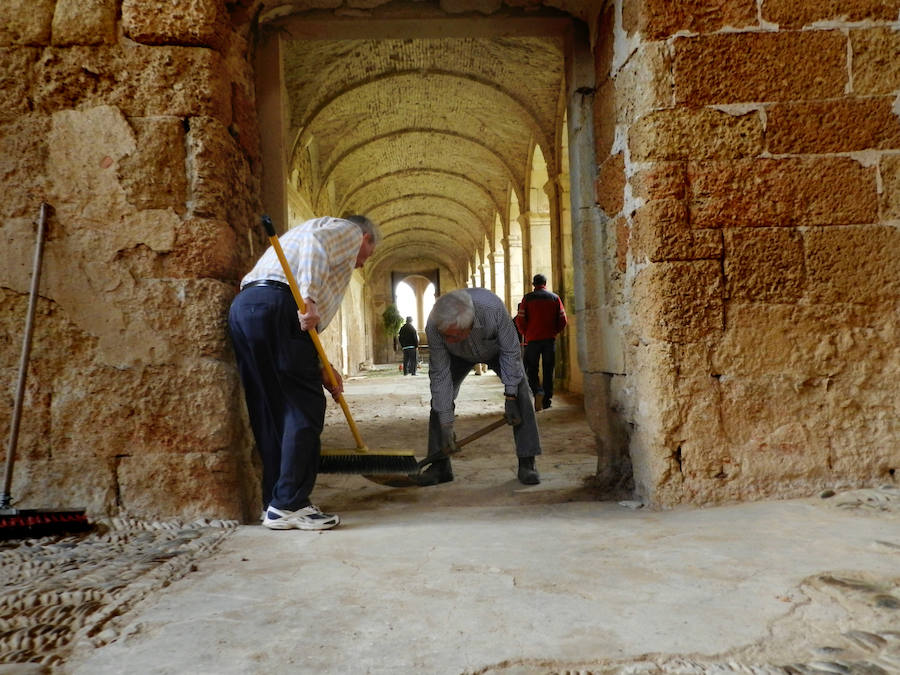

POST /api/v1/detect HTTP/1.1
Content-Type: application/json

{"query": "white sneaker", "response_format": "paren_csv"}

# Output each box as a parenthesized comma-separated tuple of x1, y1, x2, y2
(263, 505, 341, 531)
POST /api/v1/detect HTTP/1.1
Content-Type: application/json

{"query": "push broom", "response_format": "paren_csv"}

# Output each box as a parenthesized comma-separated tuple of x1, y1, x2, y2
(259, 215, 418, 475)
(1, 203, 91, 539)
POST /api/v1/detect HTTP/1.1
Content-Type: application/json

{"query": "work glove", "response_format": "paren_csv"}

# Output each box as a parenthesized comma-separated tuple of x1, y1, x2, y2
(439, 424, 459, 455)
(504, 395, 522, 426)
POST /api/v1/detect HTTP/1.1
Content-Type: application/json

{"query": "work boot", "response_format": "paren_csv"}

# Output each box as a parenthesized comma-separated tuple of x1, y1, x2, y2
(517, 456, 540, 485)
(414, 458, 453, 486)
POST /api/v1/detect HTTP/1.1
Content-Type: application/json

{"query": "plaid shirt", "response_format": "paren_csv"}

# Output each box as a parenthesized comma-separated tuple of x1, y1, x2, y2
(426, 287, 524, 426)
(241, 217, 361, 331)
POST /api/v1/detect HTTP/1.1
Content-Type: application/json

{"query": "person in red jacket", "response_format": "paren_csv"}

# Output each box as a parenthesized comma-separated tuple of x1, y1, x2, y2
(515, 274, 567, 410)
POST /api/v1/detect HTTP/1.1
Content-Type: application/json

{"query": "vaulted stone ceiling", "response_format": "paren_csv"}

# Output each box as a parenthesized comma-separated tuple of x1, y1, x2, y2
(261, 8, 569, 283)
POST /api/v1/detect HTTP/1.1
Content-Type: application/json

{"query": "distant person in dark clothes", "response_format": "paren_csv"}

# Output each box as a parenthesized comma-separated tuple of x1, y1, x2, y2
(398, 316, 419, 375)
(515, 273, 568, 411)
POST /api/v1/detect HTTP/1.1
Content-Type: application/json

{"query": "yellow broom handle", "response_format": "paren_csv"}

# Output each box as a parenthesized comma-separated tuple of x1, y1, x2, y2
(261, 216, 366, 450)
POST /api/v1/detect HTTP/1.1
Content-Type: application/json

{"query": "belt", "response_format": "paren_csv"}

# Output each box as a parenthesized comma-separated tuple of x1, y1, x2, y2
(242, 279, 291, 293)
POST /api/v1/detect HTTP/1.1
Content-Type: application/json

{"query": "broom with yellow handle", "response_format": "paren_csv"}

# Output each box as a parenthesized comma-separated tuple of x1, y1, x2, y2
(260, 215, 418, 475)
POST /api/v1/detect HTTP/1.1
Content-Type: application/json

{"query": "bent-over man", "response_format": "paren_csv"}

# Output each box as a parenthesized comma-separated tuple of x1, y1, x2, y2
(419, 288, 542, 487)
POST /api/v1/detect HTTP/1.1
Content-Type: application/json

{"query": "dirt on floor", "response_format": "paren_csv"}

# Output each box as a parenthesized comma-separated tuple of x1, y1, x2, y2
(314, 363, 619, 512)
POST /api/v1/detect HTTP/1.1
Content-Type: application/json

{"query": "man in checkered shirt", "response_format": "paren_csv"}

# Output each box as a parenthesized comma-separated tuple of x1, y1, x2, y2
(228, 215, 379, 531)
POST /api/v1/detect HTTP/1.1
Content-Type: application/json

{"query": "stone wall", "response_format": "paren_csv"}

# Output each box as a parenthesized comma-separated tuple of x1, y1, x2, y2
(595, 0, 900, 506)
(0, 0, 263, 521)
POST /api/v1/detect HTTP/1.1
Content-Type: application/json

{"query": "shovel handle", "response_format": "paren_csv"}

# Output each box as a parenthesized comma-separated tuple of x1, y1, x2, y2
(260, 215, 366, 451)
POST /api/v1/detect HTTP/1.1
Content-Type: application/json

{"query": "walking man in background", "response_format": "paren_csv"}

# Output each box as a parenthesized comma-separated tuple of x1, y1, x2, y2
(228, 215, 379, 531)
(398, 315, 419, 375)
(515, 273, 567, 411)
(419, 288, 542, 487)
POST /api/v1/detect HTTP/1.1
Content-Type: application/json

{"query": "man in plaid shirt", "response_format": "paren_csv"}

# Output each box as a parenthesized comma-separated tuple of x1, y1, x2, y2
(228, 215, 379, 531)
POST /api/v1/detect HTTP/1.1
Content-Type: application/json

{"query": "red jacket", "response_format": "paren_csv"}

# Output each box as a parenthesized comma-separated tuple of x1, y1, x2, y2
(515, 286, 567, 342)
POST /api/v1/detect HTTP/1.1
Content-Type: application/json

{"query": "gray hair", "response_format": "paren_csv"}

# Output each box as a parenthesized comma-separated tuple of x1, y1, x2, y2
(431, 289, 475, 332)
(344, 215, 382, 245)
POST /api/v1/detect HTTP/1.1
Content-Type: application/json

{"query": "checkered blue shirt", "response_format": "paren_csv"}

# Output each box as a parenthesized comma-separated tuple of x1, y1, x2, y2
(241, 217, 361, 331)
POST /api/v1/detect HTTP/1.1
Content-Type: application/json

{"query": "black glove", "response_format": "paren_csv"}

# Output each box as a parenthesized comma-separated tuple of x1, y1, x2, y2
(440, 424, 459, 455)
(504, 395, 522, 426)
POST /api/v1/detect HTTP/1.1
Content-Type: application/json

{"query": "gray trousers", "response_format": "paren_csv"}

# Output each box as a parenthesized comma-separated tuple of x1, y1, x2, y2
(428, 353, 541, 458)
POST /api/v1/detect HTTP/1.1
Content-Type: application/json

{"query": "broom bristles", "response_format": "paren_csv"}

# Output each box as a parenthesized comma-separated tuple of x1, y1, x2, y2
(320, 449, 418, 475)
(0, 509, 92, 540)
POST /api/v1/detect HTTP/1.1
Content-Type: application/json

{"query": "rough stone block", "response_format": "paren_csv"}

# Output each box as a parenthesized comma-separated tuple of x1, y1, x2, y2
(634, 260, 724, 342)
(50, 358, 244, 466)
(762, 0, 900, 29)
(624, 0, 757, 40)
(882, 154, 900, 220)
(4, 457, 117, 515)
(593, 78, 616, 160)
(724, 227, 804, 302)
(714, 302, 897, 379)
(804, 225, 900, 304)
(231, 80, 261, 168)
(630, 108, 763, 162)
(122, 0, 230, 51)
(117, 450, 246, 520)
(187, 116, 256, 227)
(631, 162, 686, 202)
(168, 219, 245, 283)
(718, 376, 833, 483)
(616, 41, 672, 124)
(708, 352, 899, 497)
(674, 31, 847, 105)
(46, 106, 136, 225)
(0, 115, 50, 218)
(852, 27, 900, 96)
(594, 3, 615, 81)
(632, 199, 722, 262)
(33, 46, 232, 124)
(118, 117, 189, 213)
(688, 157, 878, 228)
(52, 0, 116, 46)
(0, 47, 36, 121)
(595, 152, 625, 215)
(767, 97, 900, 154)
(0, 0, 54, 45)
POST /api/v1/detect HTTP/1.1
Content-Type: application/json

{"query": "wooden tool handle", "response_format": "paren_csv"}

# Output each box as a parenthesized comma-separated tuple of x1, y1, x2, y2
(261, 215, 366, 450)
(455, 417, 507, 449)
(416, 417, 508, 471)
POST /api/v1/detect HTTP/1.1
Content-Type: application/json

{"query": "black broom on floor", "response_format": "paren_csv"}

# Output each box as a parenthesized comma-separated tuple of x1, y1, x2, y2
(1, 203, 91, 539)
(259, 215, 418, 475)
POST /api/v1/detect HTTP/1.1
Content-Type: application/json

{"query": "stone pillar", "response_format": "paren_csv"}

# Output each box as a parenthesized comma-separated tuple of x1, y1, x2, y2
(254, 33, 289, 234)
(491, 248, 505, 308)
(506, 233, 524, 306)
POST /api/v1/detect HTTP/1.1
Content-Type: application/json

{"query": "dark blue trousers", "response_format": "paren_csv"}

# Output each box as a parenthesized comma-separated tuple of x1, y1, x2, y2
(227, 285, 325, 512)
(524, 338, 556, 403)
(427, 354, 541, 459)
(402, 347, 417, 375)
